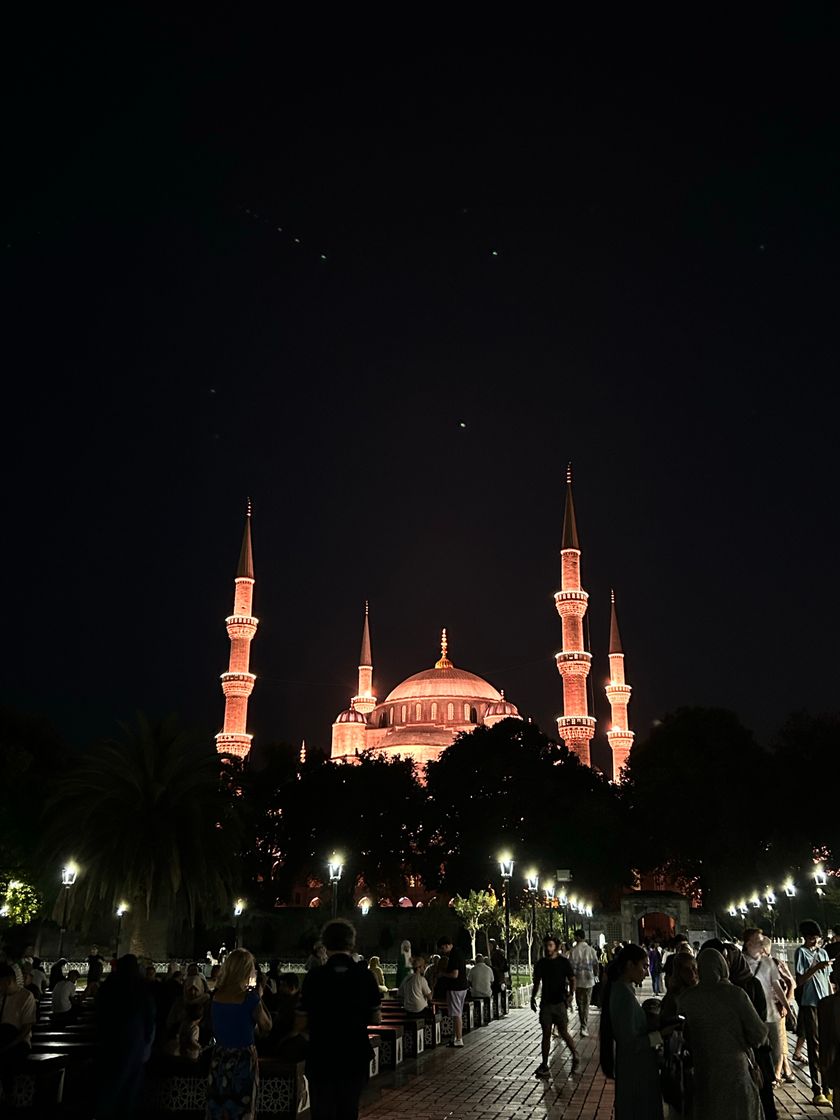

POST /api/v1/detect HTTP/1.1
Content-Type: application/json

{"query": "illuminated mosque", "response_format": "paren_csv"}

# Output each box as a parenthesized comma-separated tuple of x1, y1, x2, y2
(214, 470, 634, 782)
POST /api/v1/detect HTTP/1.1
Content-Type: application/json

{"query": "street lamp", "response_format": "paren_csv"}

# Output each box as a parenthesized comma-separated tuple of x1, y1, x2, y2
(498, 855, 514, 965)
(58, 863, 78, 958)
(544, 883, 555, 934)
(328, 856, 343, 920)
(233, 898, 246, 947)
(115, 902, 129, 957)
(783, 878, 797, 940)
(525, 872, 539, 971)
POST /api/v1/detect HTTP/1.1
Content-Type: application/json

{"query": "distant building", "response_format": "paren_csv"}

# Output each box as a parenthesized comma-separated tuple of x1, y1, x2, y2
(214, 469, 635, 782)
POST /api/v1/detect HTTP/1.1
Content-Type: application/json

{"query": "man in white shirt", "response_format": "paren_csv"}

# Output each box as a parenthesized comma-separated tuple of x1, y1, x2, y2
(469, 954, 494, 999)
(568, 930, 600, 1036)
(52, 969, 80, 1025)
(0, 963, 37, 1053)
(398, 957, 433, 1015)
(29, 958, 48, 994)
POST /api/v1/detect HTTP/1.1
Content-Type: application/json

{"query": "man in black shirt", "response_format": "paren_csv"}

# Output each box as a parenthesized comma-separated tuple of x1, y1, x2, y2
(437, 935, 470, 1048)
(298, 919, 382, 1120)
(531, 935, 578, 1078)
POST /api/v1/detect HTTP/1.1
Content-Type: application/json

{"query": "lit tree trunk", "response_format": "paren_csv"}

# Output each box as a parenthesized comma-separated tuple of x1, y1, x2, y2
(127, 897, 172, 962)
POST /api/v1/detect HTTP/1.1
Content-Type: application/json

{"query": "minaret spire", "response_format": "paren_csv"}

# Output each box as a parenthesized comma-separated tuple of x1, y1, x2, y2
(605, 590, 634, 780)
(216, 504, 259, 761)
(351, 601, 377, 715)
(237, 497, 254, 578)
(554, 467, 595, 766)
(435, 627, 453, 670)
(562, 463, 580, 550)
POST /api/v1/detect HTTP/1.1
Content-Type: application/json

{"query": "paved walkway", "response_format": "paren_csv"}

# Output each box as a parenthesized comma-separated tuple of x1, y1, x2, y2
(361, 987, 826, 1119)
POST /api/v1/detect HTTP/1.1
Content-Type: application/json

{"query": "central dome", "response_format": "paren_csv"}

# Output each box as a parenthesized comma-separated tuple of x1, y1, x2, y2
(385, 628, 502, 704)
(385, 665, 502, 704)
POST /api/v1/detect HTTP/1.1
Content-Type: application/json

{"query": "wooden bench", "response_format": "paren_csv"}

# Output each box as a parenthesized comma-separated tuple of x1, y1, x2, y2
(368, 1024, 403, 1068)
(3, 1053, 66, 1111)
(380, 1012, 424, 1057)
(141, 1056, 310, 1117)
(369, 1032, 380, 1078)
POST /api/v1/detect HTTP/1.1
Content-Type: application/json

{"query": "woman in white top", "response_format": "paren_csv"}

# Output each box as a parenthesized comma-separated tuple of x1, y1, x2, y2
(742, 928, 790, 1079)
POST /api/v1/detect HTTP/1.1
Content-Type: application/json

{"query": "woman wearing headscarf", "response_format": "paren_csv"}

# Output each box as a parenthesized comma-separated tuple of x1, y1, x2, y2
(396, 940, 412, 988)
(679, 948, 768, 1120)
(598, 943, 667, 1119)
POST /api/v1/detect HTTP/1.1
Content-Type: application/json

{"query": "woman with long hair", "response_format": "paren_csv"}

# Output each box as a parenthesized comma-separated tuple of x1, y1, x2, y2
(599, 942, 666, 1119)
(206, 948, 271, 1120)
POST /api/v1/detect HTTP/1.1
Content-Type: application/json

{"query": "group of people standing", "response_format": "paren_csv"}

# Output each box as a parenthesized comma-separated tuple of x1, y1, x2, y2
(598, 920, 840, 1119)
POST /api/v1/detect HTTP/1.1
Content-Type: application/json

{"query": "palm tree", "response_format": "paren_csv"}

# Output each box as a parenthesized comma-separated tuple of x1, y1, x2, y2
(43, 713, 239, 960)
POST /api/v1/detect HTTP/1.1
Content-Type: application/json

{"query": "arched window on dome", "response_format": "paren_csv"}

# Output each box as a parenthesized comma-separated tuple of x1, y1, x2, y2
(415, 702, 422, 721)
(389, 707, 394, 724)
(447, 702, 454, 721)
(431, 702, 438, 721)
(470, 706, 478, 723)
(463, 703, 470, 720)
(379, 709, 389, 728)
(401, 705, 407, 723)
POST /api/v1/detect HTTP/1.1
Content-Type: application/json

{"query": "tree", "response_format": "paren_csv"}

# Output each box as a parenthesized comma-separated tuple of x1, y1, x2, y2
(43, 713, 239, 959)
(623, 707, 778, 906)
(262, 752, 425, 906)
(423, 719, 633, 900)
(451, 889, 498, 958)
(771, 711, 840, 863)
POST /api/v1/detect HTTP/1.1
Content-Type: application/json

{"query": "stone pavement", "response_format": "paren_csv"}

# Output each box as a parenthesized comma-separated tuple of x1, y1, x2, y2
(360, 986, 828, 1119)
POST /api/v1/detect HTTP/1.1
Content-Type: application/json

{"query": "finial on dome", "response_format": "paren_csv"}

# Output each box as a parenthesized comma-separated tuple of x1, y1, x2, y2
(365, 599, 369, 616)
(435, 627, 453, 670)
(566, 462, 572, 486)
(246, 496, 252, 518)
(610, 588, 615, 604)
(500, 688, 505, 700)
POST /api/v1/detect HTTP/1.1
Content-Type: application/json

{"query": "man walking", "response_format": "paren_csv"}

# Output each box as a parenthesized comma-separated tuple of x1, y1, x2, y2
(437, 935, 470, 1047)
(569, 929, 600, 1036)
(795, 919, 833, 1107)
(531, 934, 579, 1078)
(298, 918, 382, 1120)
(647, 941, 663, 996)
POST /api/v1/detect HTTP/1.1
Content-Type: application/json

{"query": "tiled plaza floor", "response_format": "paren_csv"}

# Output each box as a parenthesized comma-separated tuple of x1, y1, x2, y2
(361, 985, 827, 1119)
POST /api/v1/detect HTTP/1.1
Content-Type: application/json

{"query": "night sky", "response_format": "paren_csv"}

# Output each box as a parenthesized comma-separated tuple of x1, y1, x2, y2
(5, 13, 839, 772)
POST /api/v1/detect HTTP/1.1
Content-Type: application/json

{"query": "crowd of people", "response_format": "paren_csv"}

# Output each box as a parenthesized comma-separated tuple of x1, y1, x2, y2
(596, 921, 840, 1119)
(2, 920, 839, 1118)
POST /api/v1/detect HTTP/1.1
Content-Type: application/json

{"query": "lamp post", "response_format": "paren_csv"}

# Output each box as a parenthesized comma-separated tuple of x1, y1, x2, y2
(783, 879, 797, 941)
(525, 872, 539, 972)
(499, 856, 514, 965)
(555, 868, 572, 944)
(233, 899, 246, 948)
(58, 863, 78, 958)
(544, 883, 555, 934)
(115, 902, 129, 958)
(328, 857, 343, 920)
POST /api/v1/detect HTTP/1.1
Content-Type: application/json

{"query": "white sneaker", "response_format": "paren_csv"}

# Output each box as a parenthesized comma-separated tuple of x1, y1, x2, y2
(453, 1038, 464, 1047)
(581, 1028, 589, 1037)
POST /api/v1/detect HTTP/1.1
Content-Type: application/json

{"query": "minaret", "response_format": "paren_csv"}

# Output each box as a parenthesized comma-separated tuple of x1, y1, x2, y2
(554, 465, 596, 766)
(351, 602, 377, 715)
(215, 502, 258, 761)
(605, 590, 634, 781)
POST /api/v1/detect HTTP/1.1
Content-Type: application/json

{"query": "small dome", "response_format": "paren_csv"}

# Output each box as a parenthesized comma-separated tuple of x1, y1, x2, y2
(484, 697, 520, 718)
(334, 707, 367, 725)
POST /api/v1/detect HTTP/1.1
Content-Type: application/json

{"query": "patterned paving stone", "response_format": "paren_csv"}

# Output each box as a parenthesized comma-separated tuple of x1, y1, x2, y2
(360, 985, 825, 1119)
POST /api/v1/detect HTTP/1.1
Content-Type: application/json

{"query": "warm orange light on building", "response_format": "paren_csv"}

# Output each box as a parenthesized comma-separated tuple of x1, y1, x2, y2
(215, 502, 258, 760)
(554, 465, 596, 766)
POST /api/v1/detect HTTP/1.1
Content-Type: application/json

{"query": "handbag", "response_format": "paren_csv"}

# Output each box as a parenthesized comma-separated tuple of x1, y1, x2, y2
(746, 1050, 764, 1091)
